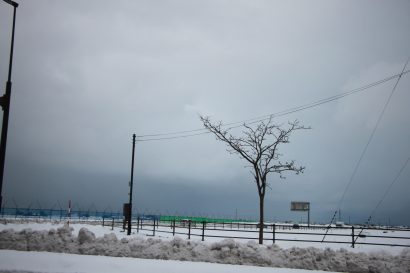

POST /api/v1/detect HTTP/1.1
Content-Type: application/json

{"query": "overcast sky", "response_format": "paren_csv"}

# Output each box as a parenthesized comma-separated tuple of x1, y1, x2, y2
(1, 0, 409, 225)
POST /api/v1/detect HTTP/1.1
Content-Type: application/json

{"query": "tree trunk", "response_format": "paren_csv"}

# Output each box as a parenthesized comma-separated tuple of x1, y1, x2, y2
(258, 194, 264, 244)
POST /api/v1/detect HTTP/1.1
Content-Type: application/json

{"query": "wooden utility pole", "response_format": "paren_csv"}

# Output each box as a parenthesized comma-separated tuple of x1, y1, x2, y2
(127, 134, 136, 235)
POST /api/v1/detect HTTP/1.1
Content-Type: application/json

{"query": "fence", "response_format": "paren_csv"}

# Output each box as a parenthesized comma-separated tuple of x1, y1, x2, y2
(0, 207, 122, 221)
(104, 218, 410, 248)
(2, 207, 409, 248)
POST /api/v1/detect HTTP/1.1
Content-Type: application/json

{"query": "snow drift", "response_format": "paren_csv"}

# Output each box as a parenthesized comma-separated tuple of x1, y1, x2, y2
(0, 225, 409, 273)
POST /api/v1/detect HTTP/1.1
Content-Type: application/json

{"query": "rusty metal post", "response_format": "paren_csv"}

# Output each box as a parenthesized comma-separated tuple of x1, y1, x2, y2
(188, 220, 191, 239)
(351, 226, 355, 248)
(272, 224, 276, 244)
(201, 221, 206, 241)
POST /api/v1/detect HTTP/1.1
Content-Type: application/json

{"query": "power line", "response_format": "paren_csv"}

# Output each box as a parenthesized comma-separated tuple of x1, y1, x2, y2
(367, 157, 410, 223)
(337, 57, 409, 210)
(136, 69, 409, 142)
(136, 131, 210, 142)
(321, 57, 409, 242)
(229, 69, 410, 127)
(354, 157, 410, 244)
(136, 126, 206, 138)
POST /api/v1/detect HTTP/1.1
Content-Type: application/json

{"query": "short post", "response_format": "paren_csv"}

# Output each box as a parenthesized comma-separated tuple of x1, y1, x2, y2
(137, 217, 140, 233)
(153, 219, 156, 236)
(272, 224, 276, 244)
(188, 220, 191, 240)
(201, 221, 206, 241)
(172, 219, 176, 236)
(111, 218, 114, 231)
(351, 226, 355, 248)
(102, 217, 105, 227)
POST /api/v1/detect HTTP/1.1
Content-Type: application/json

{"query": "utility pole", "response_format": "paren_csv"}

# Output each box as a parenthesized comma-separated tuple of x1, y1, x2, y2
(338, 208, 341, 222)
(0, 0, 19, 211)
(127, 134, 136, 235)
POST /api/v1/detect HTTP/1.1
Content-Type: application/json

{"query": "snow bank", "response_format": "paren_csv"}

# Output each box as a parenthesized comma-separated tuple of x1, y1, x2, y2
(0, 225, 409, 273)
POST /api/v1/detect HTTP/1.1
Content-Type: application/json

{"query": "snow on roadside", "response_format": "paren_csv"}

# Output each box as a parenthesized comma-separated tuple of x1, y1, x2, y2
(0, 249, 339, 273)
(0, 220, 123, 239)
(0, 224, 409, 273)
(1, 220, 407, 255)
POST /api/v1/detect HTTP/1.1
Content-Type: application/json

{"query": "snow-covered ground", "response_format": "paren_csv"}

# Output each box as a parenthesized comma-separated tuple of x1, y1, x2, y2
(0, 250, 339, 273)
(2, 219, 407, 254)
(135, 222, 410, 255)
(0, 220, 409, 273)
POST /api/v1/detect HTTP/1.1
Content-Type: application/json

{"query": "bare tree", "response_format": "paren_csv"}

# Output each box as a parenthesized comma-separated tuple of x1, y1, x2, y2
(200, 116, 308, 244)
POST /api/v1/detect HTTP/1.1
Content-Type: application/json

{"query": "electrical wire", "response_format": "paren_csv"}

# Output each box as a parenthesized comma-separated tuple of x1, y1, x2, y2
(136, 69, 409, 142)
(354, 157, 410, 244)
(136, 131, 211, 142)
(321, 57, 409, 242)
(337, 57, 409, 210)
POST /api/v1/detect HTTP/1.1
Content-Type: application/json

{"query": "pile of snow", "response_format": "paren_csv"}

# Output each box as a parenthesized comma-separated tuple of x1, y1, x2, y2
(1, 225, 409, 273)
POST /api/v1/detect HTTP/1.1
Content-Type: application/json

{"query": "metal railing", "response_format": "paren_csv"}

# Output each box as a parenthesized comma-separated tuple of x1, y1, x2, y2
(2, 207, 409, 248)
(105, 218, 410, 248)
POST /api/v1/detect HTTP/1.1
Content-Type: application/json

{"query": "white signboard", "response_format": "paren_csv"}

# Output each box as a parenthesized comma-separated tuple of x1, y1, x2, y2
(291, 201, 310, 211)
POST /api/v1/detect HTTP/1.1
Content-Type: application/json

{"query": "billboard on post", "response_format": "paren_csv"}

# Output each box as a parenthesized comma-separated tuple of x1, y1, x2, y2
(291, 201, 310, 211)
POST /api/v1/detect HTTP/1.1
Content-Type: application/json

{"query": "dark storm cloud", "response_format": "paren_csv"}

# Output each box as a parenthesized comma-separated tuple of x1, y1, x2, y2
(0, 0, 409, 225)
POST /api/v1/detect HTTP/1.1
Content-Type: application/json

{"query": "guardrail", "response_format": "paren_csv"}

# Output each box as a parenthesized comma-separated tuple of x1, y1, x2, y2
(2, 208, 409, 248)
(104, 218, 410, 248)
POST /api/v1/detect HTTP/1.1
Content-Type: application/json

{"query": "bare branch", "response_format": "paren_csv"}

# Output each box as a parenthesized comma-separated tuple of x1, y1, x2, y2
(200, 115, 309, 244)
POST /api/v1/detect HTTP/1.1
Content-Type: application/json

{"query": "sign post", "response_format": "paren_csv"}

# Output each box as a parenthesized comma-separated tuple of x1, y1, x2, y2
(291, 201, 310, 227)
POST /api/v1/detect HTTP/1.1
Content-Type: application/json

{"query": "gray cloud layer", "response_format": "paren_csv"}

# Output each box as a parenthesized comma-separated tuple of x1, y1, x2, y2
(0, 0, 409, 225)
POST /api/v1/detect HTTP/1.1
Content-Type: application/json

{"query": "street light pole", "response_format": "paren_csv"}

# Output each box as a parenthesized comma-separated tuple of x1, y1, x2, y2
(0, 0, 19, 211)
